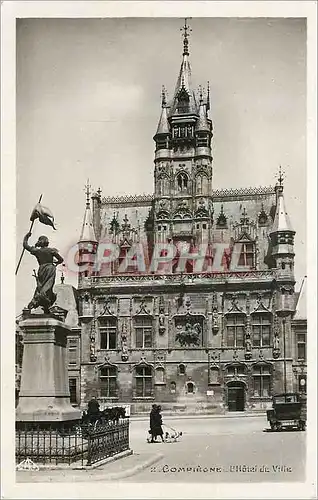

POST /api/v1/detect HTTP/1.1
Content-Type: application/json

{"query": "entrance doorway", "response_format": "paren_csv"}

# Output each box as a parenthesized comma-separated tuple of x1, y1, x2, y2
(227, 381, 245, 411)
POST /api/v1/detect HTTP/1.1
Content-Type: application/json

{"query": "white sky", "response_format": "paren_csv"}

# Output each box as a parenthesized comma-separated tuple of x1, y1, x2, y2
(16, 17, 306, 315)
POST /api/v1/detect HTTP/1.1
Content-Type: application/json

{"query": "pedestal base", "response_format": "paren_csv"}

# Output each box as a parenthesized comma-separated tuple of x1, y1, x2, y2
(16, 315, 81, 423)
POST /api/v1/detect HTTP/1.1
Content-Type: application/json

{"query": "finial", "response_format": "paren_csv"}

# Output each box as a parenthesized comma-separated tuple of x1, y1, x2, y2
(277, 165, 285, 187)
(84, 179, 91, 208)
(198, 85, 203, 103)
(97, 187, 102, 198)
(207, 81, 210, 111)
(180, 18, 192, 56)
(161, 85, 167, 107)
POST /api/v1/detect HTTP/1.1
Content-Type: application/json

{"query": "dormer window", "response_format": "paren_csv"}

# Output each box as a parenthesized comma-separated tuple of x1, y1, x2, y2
(177, 88, 190, 114)
(238, 242, 255, 268)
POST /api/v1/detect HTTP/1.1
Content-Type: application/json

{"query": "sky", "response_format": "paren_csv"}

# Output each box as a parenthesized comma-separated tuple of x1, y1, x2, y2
(16, 17, 306, 315)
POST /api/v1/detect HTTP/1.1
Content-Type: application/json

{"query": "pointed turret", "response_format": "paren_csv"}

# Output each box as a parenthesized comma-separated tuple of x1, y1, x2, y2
(195, 93, 209, 132)
(78, 181, 98, 281)
(195, 87, 213, 158)
(155, 87, 170, 136)
(170, 19, 197, 116)
(154, 87, 171, 160)
(79, 182, 97, 243)
(269, 169, 295, 277)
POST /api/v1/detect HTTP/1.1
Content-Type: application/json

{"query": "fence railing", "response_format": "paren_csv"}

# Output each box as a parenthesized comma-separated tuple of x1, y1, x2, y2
(16, 419, 130, 467)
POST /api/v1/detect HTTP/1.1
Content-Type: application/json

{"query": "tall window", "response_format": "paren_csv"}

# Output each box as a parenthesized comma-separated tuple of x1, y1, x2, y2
(226, 315, 245, 347)
(238, 243, 255, 268)
(251, 314, 271, 347)
(100, 318, 117, 350)
(69, 378, 77, 404)
(252, 364, 271, 397)
(99, 366, 117, 397)
(297, 333, 306, 360)
(135, 366, 153, 397)
(135, 317, 153, 348)
(67, 339, 78, 366)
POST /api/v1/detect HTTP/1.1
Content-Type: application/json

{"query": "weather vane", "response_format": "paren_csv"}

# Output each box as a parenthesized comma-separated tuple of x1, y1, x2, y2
(181, 18, 192, 56)
(84, 179, 91, 207)
(276, 165, 286, 187)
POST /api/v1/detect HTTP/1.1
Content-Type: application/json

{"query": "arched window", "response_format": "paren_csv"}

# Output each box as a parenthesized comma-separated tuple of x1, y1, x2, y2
(226, 315, 245, 347)
(251, 314, 271, 347)
(186, 381, 194, 394)
(99, 366, 117, 398)
(135, 365, 153, 397)
(177, 172, 188, 191)
(252, 364, 271, 397)
(196, 174, 208, 195)
(178, 363, 186, 375)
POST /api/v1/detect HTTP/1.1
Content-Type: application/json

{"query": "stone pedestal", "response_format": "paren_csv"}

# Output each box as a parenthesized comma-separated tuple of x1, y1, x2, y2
(16, 314, 81, 423)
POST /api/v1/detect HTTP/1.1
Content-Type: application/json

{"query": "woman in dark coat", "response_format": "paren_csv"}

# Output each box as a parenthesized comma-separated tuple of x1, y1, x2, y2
(149, 404, 164, 442)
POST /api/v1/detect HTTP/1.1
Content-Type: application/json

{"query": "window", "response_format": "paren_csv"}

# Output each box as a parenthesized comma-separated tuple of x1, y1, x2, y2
(226, 315, 245, 347)
(187, 382, 194, 393)
(99, 366, 117, 397)
(297, 334, 306, 360)
(135, 317, 153, 348)
(226, 365, 246, 376)
(170, 381, 176, 393)
(252, 364, 271, 397)
(202, 223, 207, 229)
(155, 367, 165, 384)
(100, 318, 117, 350)
(69, 378, 77, 404)
(135, 366, 153, 397)
(251, 314, 271, 347)
(238, 243, 255, 268)
(67, 339, 78, 366)
(177, 173, 188, 191)
(178, 364, 186, 375)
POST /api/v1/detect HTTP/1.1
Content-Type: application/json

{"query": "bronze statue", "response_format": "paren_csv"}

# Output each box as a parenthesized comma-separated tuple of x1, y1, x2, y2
(23, 232, 64, 313)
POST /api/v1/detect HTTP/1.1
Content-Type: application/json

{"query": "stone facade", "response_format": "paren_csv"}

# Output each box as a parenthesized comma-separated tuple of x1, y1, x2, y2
(16, 23, 306, 415)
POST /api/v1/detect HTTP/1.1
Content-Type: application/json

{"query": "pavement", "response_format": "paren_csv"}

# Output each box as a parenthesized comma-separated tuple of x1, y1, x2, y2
(16, 413, 306, 483)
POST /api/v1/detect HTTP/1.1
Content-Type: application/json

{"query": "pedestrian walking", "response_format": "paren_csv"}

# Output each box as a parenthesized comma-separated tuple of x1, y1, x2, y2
(149, 404, 164, 443)
(87, 396, 100, 425)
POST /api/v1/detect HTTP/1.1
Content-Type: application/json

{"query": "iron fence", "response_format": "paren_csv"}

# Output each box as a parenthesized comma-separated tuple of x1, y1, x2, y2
(16, 419, 130, 467)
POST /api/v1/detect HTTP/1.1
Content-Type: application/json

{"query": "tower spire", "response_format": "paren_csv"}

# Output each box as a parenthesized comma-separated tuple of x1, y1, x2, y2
(181, 18, 192, 56)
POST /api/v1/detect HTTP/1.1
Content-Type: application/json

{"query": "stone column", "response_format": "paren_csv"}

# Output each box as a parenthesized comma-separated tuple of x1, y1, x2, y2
(16, 314, 81, 423)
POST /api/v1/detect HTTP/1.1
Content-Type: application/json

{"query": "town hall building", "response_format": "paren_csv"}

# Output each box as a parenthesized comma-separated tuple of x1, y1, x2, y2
(45, 22, 306, 414)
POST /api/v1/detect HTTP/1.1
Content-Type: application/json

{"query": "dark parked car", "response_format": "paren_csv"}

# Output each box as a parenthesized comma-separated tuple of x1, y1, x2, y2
(267, 392, 306, 431)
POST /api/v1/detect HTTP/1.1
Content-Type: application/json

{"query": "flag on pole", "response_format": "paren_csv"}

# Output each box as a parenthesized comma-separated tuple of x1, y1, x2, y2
(30, 203, 56, 230)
